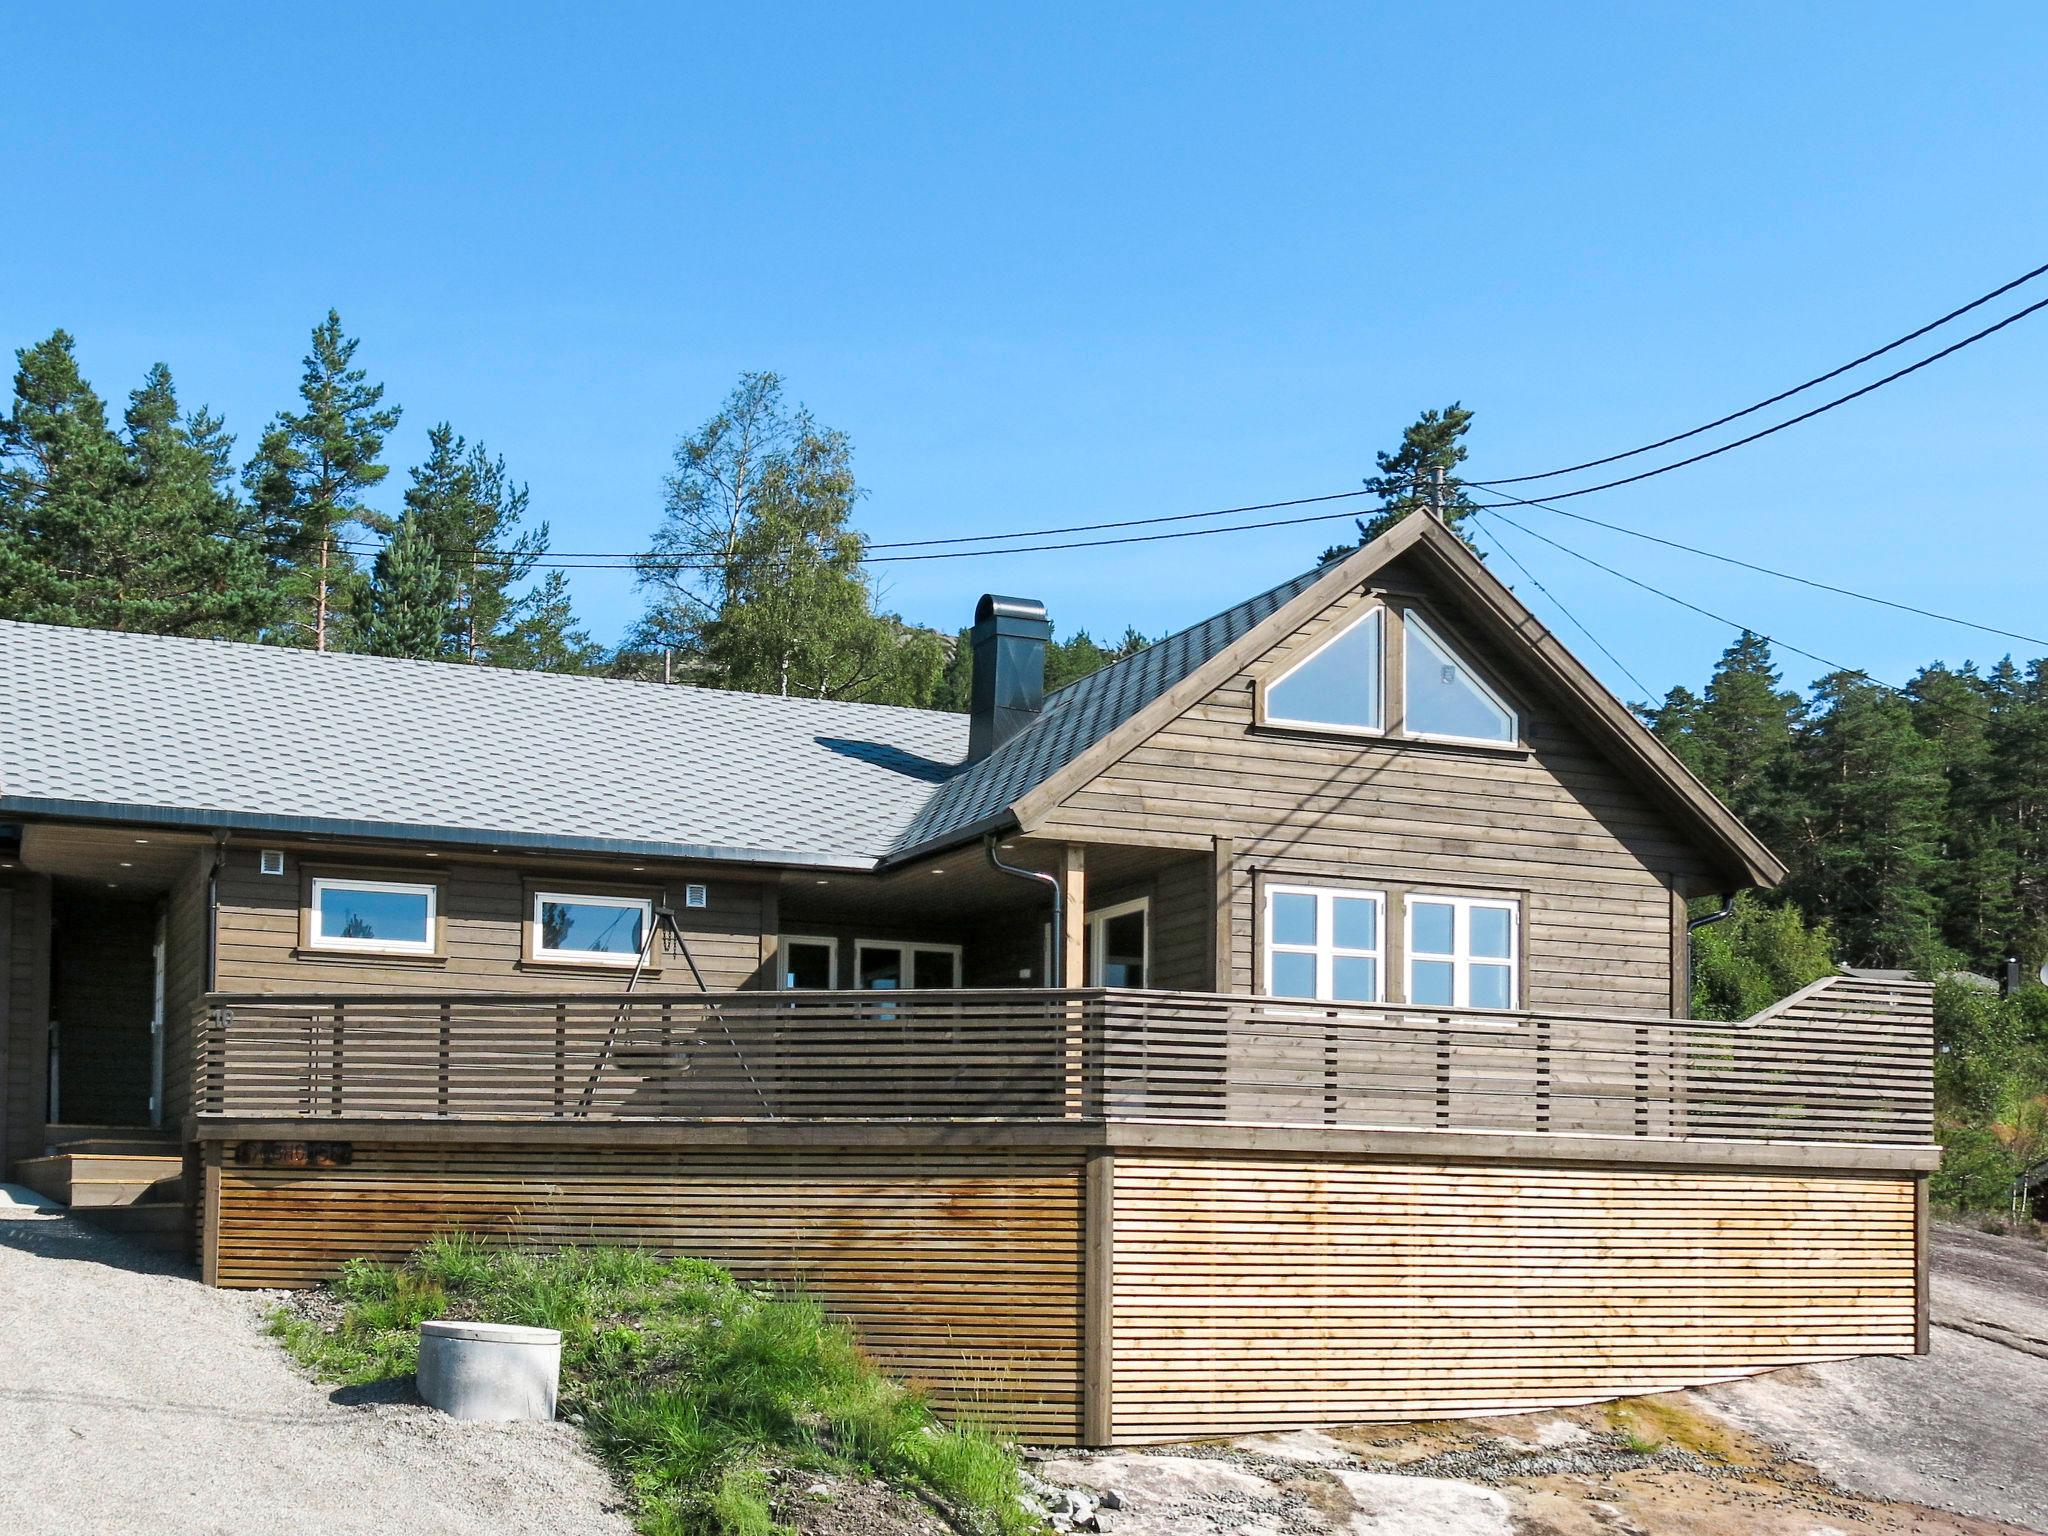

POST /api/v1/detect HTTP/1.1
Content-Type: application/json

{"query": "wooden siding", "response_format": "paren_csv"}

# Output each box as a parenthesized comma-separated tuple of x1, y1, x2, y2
(162, 852, 210, 1134)
(210, 1141, 1086, 1440)
(1107, 1152, 1917, 1441)
(1030, 570, 1722, 1015)
(212, 846, 771, 996)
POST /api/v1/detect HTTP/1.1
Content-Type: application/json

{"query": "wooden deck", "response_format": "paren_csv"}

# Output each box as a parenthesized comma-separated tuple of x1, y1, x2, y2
(189, 974, 1937, 1445)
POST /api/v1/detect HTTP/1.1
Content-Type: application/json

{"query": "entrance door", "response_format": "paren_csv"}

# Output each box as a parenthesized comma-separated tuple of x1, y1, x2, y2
(50, 889, 159, 1127)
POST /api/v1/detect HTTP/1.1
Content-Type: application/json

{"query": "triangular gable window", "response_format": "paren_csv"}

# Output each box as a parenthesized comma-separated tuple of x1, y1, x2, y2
(1404, 612, 1516, 744)
(1263, 607, 1383, 733)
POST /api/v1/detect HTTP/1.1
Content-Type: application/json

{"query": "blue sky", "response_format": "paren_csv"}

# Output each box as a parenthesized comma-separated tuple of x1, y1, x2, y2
(6, 3, 2045, 703)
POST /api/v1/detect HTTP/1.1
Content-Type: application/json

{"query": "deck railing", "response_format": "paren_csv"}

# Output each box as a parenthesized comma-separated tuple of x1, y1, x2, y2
(193, 974, 1934, 1145)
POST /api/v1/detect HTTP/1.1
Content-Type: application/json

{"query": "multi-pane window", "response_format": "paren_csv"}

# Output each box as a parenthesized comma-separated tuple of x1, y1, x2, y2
(1262, 883, 1385, 1002)
(854, 941, 961, 990)
(531, 892, 651, 965)
(1407, 896, 1519, 1010)
(1258, 603, 1518, 747)
(308, 877, 437, 955)
(1263, 608, 1383, 734)
(1087, 898, 1150, 987)
(779, 936, 837, 990)
(1403, 612, 1517, 744)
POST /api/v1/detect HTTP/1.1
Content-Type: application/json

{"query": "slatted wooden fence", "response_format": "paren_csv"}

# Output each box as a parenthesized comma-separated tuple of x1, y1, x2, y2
(196, 974, 1932, 1145)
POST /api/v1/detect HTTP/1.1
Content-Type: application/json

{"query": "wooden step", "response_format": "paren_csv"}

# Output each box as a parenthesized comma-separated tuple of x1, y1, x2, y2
(13, 1153, 185, 1208)
(44, 1123, 175, 1153)
(74, 1202, 187, 1257)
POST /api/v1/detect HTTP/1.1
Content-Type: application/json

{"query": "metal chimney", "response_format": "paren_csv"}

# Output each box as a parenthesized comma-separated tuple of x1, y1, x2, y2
(967, 594, 1050, 762)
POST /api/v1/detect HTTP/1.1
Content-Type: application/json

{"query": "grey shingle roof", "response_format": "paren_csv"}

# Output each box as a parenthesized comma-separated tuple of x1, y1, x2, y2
(895, 565, 1327, 854)
(0, 568, 1322, 869)
(0, 622, 967, 867)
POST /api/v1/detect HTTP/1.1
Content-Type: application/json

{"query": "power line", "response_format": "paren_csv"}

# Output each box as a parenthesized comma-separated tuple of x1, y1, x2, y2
(1470, 513, 1655, 699)
(1478, 505, 1902, 692)
(341, 501, 1384, 572)
(1471, 490, 2048, 650)
(1470, 291, 2048, 498)
(1476, 258, 2048, 485)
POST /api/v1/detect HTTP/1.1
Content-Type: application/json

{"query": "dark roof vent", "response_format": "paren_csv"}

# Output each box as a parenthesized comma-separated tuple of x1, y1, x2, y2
(967, 594, 1050, 763)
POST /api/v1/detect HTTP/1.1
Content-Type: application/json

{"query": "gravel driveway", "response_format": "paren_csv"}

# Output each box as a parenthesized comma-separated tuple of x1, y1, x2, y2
(1699, 1222, 2048, 1533)
(0, 1186, 634, 1536)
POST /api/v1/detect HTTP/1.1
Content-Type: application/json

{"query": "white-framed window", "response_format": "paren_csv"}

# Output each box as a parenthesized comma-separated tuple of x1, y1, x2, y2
(854, 940, 962, 990)
(1262, 883, 1385, 1003)
(1261, 606, 1384, 736)
(1087, 897, 1150, 987)
(780, 935, 838, 990)
(530, 891, 652, 966)
(1402, 611, 1518, 745)
(1406, 895, 1520, 1010)
(308, 876, 438, 956)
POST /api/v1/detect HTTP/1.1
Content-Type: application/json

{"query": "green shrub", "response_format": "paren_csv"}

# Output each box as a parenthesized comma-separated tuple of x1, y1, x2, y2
(270, 1243, 1046, 1536)
(1688, 895, 1838, 1022)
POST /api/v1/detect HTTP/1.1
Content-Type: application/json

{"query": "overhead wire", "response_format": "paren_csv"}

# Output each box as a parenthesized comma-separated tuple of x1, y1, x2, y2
(1473, 505, 1903, 693)
(1474, 258, 2048, 485)
(1468, 291, 2048, 498)
(1470, 515, 1657, 699)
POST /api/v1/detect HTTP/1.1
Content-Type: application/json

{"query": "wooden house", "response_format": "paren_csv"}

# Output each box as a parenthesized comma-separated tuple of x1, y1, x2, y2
(0, 514, 1935, 1444)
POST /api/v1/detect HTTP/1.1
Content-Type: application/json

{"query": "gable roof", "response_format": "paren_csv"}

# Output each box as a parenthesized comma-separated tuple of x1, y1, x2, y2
(945, 514, 1786, 887)
(0, 515, 1785, 887)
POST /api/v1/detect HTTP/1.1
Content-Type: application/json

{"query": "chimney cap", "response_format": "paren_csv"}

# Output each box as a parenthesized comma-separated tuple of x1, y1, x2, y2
(975, 593, 1048, 625)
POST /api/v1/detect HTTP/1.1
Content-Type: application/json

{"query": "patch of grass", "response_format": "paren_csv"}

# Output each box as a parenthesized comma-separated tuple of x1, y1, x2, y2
(269, 1242, 1046, 1536)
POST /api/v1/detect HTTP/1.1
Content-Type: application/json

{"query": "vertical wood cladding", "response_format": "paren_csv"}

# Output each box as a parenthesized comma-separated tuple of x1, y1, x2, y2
(1032, 566, 1719, 1014)
(211, 1140, 1087, 1441)
(211, 847, 771, 995)
(161, 852, 210, 1134)
(1108, 1153, 1917, 1441)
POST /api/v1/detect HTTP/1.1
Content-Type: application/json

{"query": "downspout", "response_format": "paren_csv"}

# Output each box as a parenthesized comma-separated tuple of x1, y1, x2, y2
(1682, 891, 1743, 1019)
(986, 833, 1065, 986)
(206, 831, 229, 993)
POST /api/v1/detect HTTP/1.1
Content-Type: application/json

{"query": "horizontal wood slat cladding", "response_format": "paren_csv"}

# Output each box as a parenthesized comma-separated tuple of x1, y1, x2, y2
(1029, 572, 1719, 1015)
(211, 1141, 1086, 1440)
(213, 849, 769, 995)
(1107, 1153, 1916, 1441)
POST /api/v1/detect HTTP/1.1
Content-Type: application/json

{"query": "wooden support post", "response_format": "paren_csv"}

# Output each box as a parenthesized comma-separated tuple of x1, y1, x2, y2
(200, 1141, 223, 1288)
(1061, 846, 1088, 1117)
(1083, 1148, 1115, 1446)
(1060, 845, 1087, 988)
(1211, 836, 1235, 994)
(758, 883, 780, 990)
(1914, 1173, 1931, 1355)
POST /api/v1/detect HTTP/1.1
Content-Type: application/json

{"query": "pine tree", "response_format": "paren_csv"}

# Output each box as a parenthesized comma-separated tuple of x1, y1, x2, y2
(357, 513, 454, 659)
(1907, 663, 2011, 964)
(493, 571, 603, 673)
(1982, 660, 2048, 970)
(0, 336, 269, 636)
(243, 311, 401, 650)
(1781, 673, 1946, 967)
(402, 423, 547, 661)
(1332, 405, 1480, 553)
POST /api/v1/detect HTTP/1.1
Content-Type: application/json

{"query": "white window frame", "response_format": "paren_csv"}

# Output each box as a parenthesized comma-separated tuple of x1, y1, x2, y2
(308, 876, 439, 956)
(1086, 896, 1151, 988)
(1260, 606, 1386, 737)
(778, 934, 839, 990)
(1400, 610, 1520, 747)
(1261, 882, 1386, 1003)
(1404, 894, 1521, 1010)
(529, 890, 654, 967)
(853, 939, 963, 990)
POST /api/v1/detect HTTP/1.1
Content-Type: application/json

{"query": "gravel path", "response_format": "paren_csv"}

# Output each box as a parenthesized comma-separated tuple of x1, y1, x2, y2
(0, 1186, 635, 1536)
(1699, 1223, 2048, 1533)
